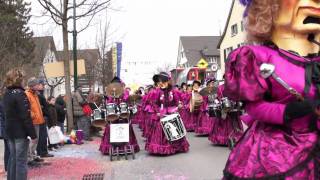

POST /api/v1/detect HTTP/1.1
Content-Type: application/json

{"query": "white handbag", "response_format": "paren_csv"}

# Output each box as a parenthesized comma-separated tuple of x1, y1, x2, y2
(48, 126, 65, 144)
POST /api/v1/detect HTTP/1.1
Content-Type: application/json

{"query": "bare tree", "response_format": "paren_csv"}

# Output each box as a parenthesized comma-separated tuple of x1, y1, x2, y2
(37, 0, 111, 132)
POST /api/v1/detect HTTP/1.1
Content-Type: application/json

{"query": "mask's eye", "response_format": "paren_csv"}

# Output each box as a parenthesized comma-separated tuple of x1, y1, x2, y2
(303, 16, 320, 24)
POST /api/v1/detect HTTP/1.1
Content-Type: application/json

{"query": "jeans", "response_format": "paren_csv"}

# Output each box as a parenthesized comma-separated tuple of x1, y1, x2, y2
(8, 138, 29, 180)
(76, 116, 91, 140)
(4, 139, 9, 171)
(57, 122, 65, 134)
(37, 123, 48, 156)
(28, 125, 39, 161)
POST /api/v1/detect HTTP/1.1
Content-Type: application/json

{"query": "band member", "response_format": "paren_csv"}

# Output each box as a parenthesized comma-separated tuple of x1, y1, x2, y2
(194, 79, 215, 135)
(223, 0, 320, 179)
(188, 80, 202, 132)
(208, 84, 243, 146)
(178, 82, 192, 131)
(145, 72, 189, 155)
(99, 77, 140, 155)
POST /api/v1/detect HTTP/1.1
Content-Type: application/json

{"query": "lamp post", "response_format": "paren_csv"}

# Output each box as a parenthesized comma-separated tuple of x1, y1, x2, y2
(73, 0, 78, 91)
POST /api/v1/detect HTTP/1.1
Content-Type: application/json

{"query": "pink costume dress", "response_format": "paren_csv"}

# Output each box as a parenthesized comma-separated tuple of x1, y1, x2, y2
(194, 94, 214, 135)
(223, 44, 320, 179)
(208, 85, 243, 146)
(180, 91, 195, 131)
(99, 90, 140, 154)
(145, 87, 190, 155)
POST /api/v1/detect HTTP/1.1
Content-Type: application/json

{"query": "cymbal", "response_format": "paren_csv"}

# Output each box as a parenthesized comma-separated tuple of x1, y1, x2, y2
(106, 83, 124, 97)
(128, 94, 142, 104)
(199, 87, 215, 96)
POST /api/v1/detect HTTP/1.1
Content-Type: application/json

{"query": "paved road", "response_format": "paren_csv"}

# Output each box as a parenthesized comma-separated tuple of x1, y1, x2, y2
(0, 126, 230, 180)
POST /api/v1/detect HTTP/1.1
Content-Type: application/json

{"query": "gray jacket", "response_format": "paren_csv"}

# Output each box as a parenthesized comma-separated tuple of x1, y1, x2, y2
(72, 90, 85, 117)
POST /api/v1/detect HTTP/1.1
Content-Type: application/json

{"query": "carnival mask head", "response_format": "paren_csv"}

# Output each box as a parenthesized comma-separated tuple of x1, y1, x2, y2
(241, 0, 320, 42)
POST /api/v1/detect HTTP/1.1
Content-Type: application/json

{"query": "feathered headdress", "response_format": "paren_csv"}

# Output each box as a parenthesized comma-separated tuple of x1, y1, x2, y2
(239, 0, 252, 17)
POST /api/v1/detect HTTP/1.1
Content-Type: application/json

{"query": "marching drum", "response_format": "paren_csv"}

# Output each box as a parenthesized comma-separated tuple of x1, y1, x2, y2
(190, 92, 203, 113)
(221, 97, 233, 110)
(119, 103, 130, 119)
(106, 103, 119, 122)
(91, 109, 107, 127)
(160, 113, 187, 142)
(129, 105, 138, 115)
(208, 103, 222, 118)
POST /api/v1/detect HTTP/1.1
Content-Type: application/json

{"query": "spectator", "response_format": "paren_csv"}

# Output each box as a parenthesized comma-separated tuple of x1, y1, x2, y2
(47, 96, 59, 150)
(25, 77, 46, 166)
(55, 95, 66, 134)
(36, 79, 54, 158)
(72, 87, 92, 141)
(0, 91, 9, 174)
(3, 68, 37, 180)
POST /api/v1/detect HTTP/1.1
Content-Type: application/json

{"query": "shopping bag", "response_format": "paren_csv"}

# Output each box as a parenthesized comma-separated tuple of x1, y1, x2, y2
(48, 126, 65, 144)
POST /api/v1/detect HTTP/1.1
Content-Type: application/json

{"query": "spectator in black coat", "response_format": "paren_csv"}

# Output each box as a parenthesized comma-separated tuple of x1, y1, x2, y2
(3, 68, 37, 180)
(36, 80, 54, 158)
(0, 95, 9, 173)
(55, 95, 66, 134)
(47, 96, 59, 150)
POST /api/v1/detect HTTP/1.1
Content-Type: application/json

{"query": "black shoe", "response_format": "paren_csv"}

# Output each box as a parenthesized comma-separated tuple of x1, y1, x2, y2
(34, 157, 45, 162)
(40, 153, 54, 158)
(28, 161, 41, 168)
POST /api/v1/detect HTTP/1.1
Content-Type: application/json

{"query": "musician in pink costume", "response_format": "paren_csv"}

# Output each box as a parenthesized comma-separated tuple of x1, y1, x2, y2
(223, 0, 320, 179)
(208, 84, 243, 146)
(145, 72, 189, 155)
(179, 84, 194, 131)
(194, 79, 215, 135)
(99, 77, 140, 154)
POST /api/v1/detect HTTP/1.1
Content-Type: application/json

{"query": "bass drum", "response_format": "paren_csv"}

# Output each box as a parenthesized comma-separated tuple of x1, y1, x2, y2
(190, 92, 203, 113)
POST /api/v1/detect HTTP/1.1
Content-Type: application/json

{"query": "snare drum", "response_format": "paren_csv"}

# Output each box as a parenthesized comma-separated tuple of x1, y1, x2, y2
(106, 103, 119, 121)
(91, 109, 107, 127)
(222, 97, 232, 110)
(160, 113, 187, 141)
(208, 103, 222, 118)
(119, 103, 130, 119)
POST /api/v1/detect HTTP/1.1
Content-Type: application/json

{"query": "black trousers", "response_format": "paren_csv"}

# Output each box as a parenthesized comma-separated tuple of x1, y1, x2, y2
(37, 123, 48, 156)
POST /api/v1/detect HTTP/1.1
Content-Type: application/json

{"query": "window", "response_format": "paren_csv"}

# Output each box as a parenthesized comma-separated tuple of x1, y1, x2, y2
(225, 47, 233, 59)
(241, 21, 244, 32)
(231, 24, 238, 36)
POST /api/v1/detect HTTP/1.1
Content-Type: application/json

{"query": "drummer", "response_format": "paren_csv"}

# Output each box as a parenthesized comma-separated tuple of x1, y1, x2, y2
(99, 77, 140, 155)
(145, 72, 189, 155)
(208, 83, 243, 147)
(194, 79, 215, 136)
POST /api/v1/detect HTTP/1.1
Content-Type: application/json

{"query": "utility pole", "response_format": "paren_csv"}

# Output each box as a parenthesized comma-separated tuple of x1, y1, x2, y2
(73, 0, 78, 91)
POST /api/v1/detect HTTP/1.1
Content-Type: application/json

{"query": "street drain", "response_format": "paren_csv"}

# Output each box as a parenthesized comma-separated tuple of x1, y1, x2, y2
(82, 173, 105, 180)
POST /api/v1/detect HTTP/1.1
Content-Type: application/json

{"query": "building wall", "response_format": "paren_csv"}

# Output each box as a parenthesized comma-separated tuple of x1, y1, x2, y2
(219, 1, 246, 77)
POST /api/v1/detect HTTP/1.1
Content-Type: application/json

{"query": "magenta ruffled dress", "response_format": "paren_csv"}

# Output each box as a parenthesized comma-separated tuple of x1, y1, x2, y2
(145, 88, 190, 155)
(99, 91, 140, 154)
(194, 95, 214, 135)
(223, 45, 320, 179)
(179, 92, 195, 131)
(208, 85, 243, 146)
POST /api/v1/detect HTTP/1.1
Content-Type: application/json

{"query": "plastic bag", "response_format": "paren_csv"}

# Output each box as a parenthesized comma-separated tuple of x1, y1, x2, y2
(48, 126, 64, 144)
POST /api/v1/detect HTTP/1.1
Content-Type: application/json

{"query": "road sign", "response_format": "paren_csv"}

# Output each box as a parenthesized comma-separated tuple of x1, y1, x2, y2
(197, 58, 208, 68)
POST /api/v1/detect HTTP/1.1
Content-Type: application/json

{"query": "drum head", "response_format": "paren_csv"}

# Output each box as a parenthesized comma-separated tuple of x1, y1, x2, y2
(91, 119, 107, 128)
(107, 114, 119, 122)
(120, 113, 130, 119)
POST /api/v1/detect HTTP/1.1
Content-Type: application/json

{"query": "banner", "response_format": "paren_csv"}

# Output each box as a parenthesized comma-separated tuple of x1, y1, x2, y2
(116, 42, 122, 78)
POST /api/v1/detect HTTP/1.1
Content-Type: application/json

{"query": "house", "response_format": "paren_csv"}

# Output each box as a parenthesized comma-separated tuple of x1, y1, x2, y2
(176, 36, 221, 80)
(217, 0, 246, 76)
(29, 36, 65, 98)
(57, 49, 101, 93)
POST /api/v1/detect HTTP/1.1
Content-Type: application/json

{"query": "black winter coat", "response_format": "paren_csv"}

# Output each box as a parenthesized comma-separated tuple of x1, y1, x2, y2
(3, 86, 37, 139)
(38, 92, 51, 124)
(55, 96, 66, 123)
(47, 104, 58, 128)
(0, 100, 6, 139)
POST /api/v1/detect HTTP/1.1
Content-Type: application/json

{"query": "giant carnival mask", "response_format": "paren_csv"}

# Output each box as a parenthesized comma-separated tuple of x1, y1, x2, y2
(273, 0, 320, 55)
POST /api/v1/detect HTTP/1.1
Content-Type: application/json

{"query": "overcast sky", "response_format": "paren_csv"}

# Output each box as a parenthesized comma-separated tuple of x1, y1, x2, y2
(28, 0, 233, 84)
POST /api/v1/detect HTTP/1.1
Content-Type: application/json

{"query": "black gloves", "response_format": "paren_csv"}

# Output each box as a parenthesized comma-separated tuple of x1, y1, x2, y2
(284, 99, 317, 122)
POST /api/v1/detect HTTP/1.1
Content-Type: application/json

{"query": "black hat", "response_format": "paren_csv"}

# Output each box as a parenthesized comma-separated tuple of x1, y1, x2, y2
(180, 82, 187, 88)
(206, 78, 216, 86)
(152, 74, 160, 84)
(158, 72, 171, 82)
(111, 76, 122, 83)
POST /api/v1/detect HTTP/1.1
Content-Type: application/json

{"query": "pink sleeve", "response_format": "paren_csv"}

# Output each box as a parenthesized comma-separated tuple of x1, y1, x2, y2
(245, 100, 285, 125)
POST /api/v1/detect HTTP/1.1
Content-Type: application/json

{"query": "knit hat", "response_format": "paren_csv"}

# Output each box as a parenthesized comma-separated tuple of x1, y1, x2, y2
(27, 77, 40, 87)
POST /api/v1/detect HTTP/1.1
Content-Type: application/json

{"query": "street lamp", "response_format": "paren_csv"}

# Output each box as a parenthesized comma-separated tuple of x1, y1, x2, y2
(73, 0, 78, 91)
